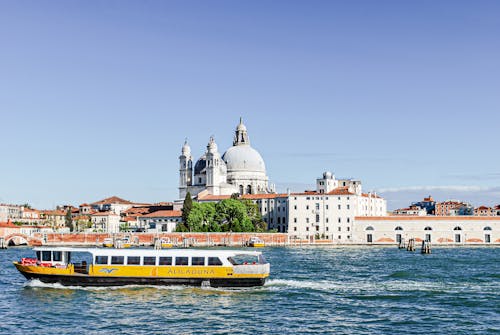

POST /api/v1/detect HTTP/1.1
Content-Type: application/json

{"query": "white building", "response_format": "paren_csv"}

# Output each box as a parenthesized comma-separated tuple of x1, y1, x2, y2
(138, 210, 182, 233)
(90, 212, 121, 233)
(353, 216, 499, 245)
(90, 196, 142, 215)
(179, 118, 275, 199)
(199, 171, 387, 241)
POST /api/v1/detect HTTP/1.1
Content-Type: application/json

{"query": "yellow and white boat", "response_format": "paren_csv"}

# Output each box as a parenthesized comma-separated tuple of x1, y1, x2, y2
(160, 238, 173, 248)
(248, 237, 265, 248)
(102, 238, 114, 248)
(13, 247, 270, 287)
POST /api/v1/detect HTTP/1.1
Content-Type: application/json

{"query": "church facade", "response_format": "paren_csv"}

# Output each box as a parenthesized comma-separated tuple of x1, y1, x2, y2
(178, 119, 275, 199)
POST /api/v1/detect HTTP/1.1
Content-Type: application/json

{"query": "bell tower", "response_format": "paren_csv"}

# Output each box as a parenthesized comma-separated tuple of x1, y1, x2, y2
(179, 139, 192, 199)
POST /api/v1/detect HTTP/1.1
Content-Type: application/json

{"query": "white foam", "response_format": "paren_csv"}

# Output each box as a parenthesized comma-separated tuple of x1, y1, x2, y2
(24, 279, 187, 291)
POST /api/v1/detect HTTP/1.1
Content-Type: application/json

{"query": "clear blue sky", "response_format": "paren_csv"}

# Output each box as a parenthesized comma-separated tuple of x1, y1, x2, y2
(1, 0, 499, 210)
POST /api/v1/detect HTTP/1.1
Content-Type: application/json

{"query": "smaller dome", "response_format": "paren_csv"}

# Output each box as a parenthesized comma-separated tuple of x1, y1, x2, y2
(194, 155, 207, 175)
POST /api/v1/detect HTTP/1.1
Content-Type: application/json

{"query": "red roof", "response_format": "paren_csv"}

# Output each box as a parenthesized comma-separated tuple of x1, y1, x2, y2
(91, 196, 134, 205)
(0, 221, 19, 228)
(140, 210, 182, 218)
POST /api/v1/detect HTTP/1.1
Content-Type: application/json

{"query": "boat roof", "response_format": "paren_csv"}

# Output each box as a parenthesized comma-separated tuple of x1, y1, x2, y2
(32, 247, 263, 257)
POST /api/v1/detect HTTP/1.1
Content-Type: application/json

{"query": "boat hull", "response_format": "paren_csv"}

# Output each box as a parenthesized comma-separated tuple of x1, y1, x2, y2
(17, 269, 266, 287)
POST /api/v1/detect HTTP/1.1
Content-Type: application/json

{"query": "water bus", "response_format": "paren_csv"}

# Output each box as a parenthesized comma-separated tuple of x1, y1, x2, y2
(13, 247, 270, 287)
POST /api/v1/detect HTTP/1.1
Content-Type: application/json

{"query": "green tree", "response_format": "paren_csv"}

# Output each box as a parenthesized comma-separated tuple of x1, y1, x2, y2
(179, 192, 193, 231)
(65, 208, 74, 232)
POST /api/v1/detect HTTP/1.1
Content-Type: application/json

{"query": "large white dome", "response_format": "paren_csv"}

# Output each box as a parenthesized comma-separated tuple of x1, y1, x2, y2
(222, 145, 266, 173)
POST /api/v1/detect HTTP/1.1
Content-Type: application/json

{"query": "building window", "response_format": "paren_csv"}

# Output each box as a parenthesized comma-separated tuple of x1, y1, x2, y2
(338, 227, 341, 232)
(347, 227, 350, 231)
(338, 205, 341, 210)
(315, 203, 320, 210)
(306, 205, 309, 210)
(306, 218, 310, 224)
(326, 218, 329, 223)
(306, 227, 309, 231)
(316, 214, 320, 223)
(347, 218, 350, 223)
(326, 227, 329, 231)
(294, 205, 297, 210)
(347, 205, 350, 210)
(326, 205, 329, 210)
(294, 218, 297, 223)
(294, 227, 297, 231)
(338, 218, 341, 223)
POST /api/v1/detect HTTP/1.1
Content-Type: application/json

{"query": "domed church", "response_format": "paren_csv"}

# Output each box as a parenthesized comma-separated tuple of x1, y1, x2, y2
(179, 119, 275, 199)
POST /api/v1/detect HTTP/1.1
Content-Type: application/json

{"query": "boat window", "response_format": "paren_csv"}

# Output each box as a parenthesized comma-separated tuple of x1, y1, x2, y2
(258, 254, 266, 264)
(191, 257, 205, 266)
(111, 256, 124, 265)
(127, 256, 141, 265)
(42, 251, 51, 262)
(208, 257, 222, 266)
(175, 257, 189, 266)
(53, 251, 62, 262)
(143, 257, 156, 266)
(159, 257, 172, 266)
(95, 256, 108, 265)
(36, 251, 41, 260)
(231, 254, 259, 265)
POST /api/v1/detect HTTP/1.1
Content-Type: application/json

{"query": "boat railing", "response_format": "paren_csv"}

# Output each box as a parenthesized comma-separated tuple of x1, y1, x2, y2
(233, 263, 270, 274)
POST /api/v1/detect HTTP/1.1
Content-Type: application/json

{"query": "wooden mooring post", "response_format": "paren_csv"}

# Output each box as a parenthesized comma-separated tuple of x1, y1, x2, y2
(406, 238, 415, 251)
(398, 238, 406, 249)
(421, 241, 431, 254)
(0, 237, 6, 249)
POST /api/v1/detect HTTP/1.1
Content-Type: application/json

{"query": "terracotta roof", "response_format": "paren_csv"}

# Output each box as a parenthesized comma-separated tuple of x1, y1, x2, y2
(140, 210, 182, 218)
(356, 216, 500, 221)
(123, 208, 151, 216)
(242, 194, 288, 199)
(475, 206, 491, 210)
(0, 221, 19, 228)
(197, 194, 232, 201)
(79, 203, 90, 207)
(91, 196, 134, 205)
(121, 216, 138, 222)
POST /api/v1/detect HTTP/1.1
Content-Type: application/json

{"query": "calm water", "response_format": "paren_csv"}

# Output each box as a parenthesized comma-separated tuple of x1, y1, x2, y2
(0, 246, 499, 335)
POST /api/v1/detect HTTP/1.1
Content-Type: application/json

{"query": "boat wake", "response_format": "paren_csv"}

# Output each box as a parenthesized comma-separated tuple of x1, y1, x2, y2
(24, 279, 187, 291)
(265, 279, 341, 291)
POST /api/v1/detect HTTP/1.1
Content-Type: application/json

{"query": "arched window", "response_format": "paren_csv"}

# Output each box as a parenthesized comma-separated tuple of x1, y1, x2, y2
(484, 226, 492, 231)
(394, 226, 403, 231)
(246, 185, 252, 194)
(239, 185, 244, 195)
(453, 226, 462, 231)
(424, 226, 432, 231)
(365, 226, 374, 231)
